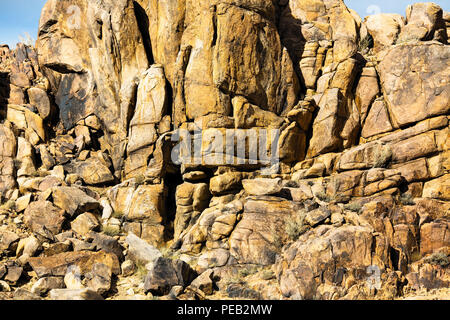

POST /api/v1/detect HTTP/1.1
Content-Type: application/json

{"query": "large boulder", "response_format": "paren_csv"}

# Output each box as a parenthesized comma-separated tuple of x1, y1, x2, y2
(365, 14, 405, 52)
(0, 123, 17, 196)
(28, 251, 120, 278)
(125, 65, 168, 178)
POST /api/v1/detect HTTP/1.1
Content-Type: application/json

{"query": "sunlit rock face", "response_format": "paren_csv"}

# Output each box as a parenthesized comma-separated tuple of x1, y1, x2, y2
(0, 0, 447, 301)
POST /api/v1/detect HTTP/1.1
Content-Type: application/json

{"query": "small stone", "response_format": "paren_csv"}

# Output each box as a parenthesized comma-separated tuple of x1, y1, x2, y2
(84, 263, 112, 294)
(183, 171, 208, 182)
(16, 235, 41, 258)
(143, 257, 180, 296)
(51, 186, 100, 218)
(210, 172, 242, 195)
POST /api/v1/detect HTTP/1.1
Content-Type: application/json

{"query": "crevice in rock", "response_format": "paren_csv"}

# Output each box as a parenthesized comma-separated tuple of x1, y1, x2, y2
(163, 168, 184, 242)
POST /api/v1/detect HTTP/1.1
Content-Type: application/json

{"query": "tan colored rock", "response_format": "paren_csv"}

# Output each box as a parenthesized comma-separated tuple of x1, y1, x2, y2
(127, 184, 166, 224)
(180, 200, 243, 254)
(279, 122, 307, 163)
(242, 178, 283, 196)
(127, 65, 167, 155)
(307, 89, 345, 157)
(0, 229, 19, 255)
(420, 221, 450, 255)
(49, 288, 104, 300)
(145, 0, 300, 127)
(276, 225, 374, 299)
(232, 96, 284, 129)
(392, 158, 430, 183)
(174, 182, 210, 240)
(427, 151, 450, 178)
(31, 277, 65, 296)
(299, 42, 326, 89)
(377, 42, 449, 128)
(51, 186, 99, 217)
(15, 193, 32, 213)
(0, 123, 17, 195)
(391, 131, 437, 164)
(422, 174, 450, 201)
(7, 105, 46, 141)
(279, 0, 358, 64)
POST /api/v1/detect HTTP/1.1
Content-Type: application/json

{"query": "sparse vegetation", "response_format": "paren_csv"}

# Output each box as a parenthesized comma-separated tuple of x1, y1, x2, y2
(18, 32, 35, 46)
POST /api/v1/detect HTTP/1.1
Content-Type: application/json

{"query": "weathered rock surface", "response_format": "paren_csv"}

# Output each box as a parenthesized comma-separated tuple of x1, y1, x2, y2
(0, 0, 448, 301)
(377, 42, 449, 128)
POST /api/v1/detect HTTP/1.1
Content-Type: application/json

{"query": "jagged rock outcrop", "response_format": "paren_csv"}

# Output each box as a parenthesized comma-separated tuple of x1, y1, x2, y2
(0, 0, 448, 301)
(37, 0, 150, 175)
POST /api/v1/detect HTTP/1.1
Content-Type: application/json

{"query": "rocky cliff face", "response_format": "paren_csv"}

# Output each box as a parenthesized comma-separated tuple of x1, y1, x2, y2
(0, 1, 448, 300)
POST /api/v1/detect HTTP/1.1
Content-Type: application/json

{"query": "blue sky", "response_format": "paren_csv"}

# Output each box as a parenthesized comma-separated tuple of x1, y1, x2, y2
(0, 0, 449, 48)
